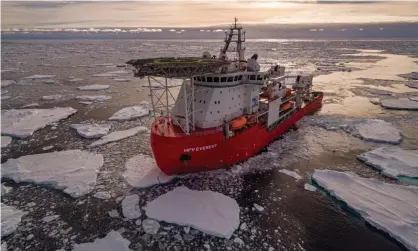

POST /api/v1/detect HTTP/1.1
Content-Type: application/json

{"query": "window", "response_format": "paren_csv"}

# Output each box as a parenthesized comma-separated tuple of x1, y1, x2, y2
(203, 100, 206, 104)
(196, 76, 201, 81)
(250, 75, 255, 80)
(257, 75, 263, 80)
(220, 91, 222, 94)
(207, 77, 213, 82)
(214, 77, 219, 82)
(227, 76, 234, 82)
(234, 76, 238, 81)
(238, 75, 243, 80)
(221, 77, 227, 82)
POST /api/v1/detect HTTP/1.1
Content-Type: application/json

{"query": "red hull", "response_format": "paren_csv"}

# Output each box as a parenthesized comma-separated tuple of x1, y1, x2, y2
(151, 92, 323, 175)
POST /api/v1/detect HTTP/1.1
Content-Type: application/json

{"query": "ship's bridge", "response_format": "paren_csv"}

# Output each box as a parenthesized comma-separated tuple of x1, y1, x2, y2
(192, 71, 267, 87)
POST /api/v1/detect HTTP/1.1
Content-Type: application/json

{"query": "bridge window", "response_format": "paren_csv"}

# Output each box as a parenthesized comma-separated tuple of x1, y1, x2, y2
(214, 77, 219, 82)
(207, 77, 213, 82)
(234, 76, 238, 81)
(250, 75, 255, 80)
(219, 77, 225, 82)
(257, 75, 263, 80)
(238, 75, 243, 80)
(227, 76, 234, 82)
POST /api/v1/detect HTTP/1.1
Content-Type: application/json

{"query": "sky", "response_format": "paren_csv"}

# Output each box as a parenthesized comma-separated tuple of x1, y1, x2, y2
(2, 1, 418, 29)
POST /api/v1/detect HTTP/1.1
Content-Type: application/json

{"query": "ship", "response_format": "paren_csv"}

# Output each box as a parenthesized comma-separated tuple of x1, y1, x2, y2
(127, 18, 324, 175)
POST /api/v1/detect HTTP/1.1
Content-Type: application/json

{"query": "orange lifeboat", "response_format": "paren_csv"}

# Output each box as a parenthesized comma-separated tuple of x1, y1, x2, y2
(231, 116, 247, 130)
(280, 102, 292, 111)
(286, 88, 292, 96)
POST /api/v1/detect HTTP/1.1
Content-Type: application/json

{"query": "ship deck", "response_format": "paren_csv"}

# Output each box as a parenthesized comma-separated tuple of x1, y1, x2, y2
(151, 117, 222, 137)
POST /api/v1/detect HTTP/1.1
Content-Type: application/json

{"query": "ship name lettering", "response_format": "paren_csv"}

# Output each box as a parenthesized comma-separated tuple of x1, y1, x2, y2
(184, 144, 217, 153)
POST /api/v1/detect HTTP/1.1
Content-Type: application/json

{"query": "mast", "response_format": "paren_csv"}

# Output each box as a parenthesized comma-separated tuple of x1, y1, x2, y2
(220, 17, 246, 67)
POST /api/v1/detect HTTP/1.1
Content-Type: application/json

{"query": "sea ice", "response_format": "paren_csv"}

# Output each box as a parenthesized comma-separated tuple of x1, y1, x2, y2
(77, 85, 110, 91)
(1, 184, 12, 195)
(70, 124, 111, 139)
(145, 186, 240, 239)
(1, 96, 11, 101)
(42, 95, 62, 101)
(304, 116, 402, 144)
(304, 183, 317, 192)
(69, 78, 84, 82)
(93, 71, 131, 77)
(142, 219, 160, 234)
(279, 169, 302, 180)
(113, 78, 131, 82)
(1, 80, 16, 87)
(42, 215, 60, 223)
(79, 101, 93, 105)
(312, 170, 418, 251)
(1, 136, 12, 148)
(1, 150, 104, 198)
(358, 147, 418, 179)
(253, 203, 265, 212)
(21, 103, 40, 108)
(93, 191, 112, 200)
(381, 98, 418, 110)
(1, 107, 77, 139)
(121, 194, 141, 219)
(72, 230, 133, 251)
(1, 203, 25, 237)
(89, 126, 147, 147)
(75, 95, 112, 102)
(1, 89, 8, 95)
(123, 154, 174, 188)
(410, 96, 418, 102)
(108, 106, 149, 121)
(23, 75, 56, 80)
(406, 82, 418, 89)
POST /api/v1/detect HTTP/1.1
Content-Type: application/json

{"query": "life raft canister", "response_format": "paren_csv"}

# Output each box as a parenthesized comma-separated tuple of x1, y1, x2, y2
(231, 116, 247, 130)
(286, 88, 292, 96)
(280, 102, 292, 111)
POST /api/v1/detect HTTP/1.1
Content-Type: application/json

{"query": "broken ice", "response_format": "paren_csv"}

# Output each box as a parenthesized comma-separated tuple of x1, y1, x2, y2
(89, 126, 147, 147)
(72, 230, 132, 251)
(108, 105, 149, 121)
(381, 98, 418, 110)
(77, 84, 110, 91)
(70, 124, 111, 139)
(1, 203, 25, 237)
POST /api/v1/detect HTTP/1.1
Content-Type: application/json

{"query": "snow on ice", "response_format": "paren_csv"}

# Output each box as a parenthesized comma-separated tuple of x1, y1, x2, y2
(1, 107, 77, 139)
(1, 136, 12, 148)
(279, 169, 302, 180)
(77, 84, 110, 91)
(358, 147, 418, 179)
(108, 105, 149, 121)
(304, 183, 317, 192)
(70, 124, 111, 139)
(121, 194, 141, 219)
(304, 116, 402, 144)
(381, 98, 418, 110)
(1, 150, 104, 198)
(312, 170, 418, 251)
(410, 96, 418, 102)
(123, 154, 174, 188)
(72, 230, 133, 251)
(89, 126, 147, 147)
(113, 78, 131, 82)
(1, 80, 16, 87)
(21, 103, 40, 108)
(75, 95, 112, 102)
(69, 78, 84, 82)
(1, 203, 25, 237)
(145, 186, 240, 239)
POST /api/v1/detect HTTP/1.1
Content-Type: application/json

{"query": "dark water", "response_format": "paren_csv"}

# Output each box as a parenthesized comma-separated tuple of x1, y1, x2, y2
(1, 39, 417, 251)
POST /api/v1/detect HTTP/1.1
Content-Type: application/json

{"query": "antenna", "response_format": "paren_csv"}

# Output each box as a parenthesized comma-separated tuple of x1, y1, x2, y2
(234, 17, 238, 28)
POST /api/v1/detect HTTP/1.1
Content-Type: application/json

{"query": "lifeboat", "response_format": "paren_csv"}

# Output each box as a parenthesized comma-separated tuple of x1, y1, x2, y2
(286, 88, 292, 96)
(280, 102, 292, 111)
(231, 116, 247, 130)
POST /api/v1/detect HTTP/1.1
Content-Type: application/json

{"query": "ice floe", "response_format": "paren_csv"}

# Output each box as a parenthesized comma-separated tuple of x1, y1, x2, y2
(1, 136, 12, 148)
(279, 169, 302, 180)
(253, 203, 265, 212)
(113, 78, 131, 82)
(79, 101, 93, 105)
(304, 183, 317, 192)
(1, 184, 13, 195)
(1, 150, 104, 198)
(1, 204, 25, 237)
(21, 103, 40, 108)
(145, 186, 240, 239)
(142, 219, 160, 234)
(93, 70, 131, 77)
(89, 126, 147, 147)
(123, 154, 174, 188)
(77, 84, 110, 91)
(121, 194, 141, 219)
(75, 95, 112, 102)
(72, 230, 132, 251)
(1, 95, 11, 101)
(70, 124, 111, 139)
(1, 107, 77, 139)
(1, 89, 8, 95)
(42, 215, 60, 223)
(406, 82, 418, 89)
(410, 96, 418, 102)
(312, 170, 418, 251)
(381, 98, 418, 110)
(42, 95, 63, 101)
(304, 116, 402, 144)
(358, 147, 418, 179)
(1, 80, 15, 87)
(23, 75, 56, 80)
(93, 191, 112, 200)
(69, 78, 84, 82)
(108, 105, 149, 121)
